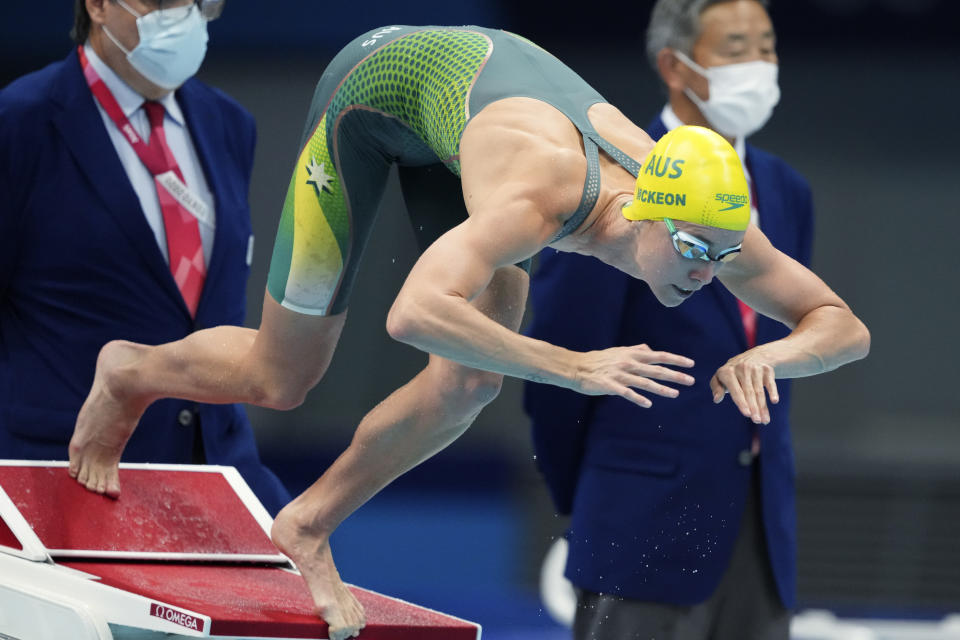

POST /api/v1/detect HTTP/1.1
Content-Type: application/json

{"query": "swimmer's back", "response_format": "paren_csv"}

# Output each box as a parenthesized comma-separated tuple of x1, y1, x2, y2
(311, 25, 609, 174)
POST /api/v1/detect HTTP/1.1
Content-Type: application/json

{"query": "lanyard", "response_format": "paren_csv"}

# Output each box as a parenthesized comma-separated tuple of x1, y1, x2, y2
(77, 46, 213, 228)
(77, 45, 177, 178)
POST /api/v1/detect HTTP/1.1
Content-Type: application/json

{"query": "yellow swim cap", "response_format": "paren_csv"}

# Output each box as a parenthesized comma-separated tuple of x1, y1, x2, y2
(621, 125, 750, 231)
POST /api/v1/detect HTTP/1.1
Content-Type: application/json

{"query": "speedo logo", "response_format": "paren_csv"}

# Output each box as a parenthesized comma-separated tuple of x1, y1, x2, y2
(643, 154, 685, 179)
(715, 193, 748, 211)
(636, 188, 686, 206)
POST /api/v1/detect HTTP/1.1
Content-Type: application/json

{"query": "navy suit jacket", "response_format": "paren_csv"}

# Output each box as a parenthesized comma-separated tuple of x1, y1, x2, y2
(523, 116, 813, 607)
(0, 50, 290, 515)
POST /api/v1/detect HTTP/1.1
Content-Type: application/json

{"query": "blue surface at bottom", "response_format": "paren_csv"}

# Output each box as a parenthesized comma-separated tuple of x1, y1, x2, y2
(330, 490, 563, 634)
(263, 449, 568, 636)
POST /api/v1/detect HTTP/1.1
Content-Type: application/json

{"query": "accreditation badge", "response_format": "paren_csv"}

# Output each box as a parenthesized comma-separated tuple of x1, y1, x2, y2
(156, 171, 215, 229)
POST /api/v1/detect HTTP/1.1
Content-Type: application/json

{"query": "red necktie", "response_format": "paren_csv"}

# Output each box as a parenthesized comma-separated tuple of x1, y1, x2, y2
(738, 299, 757, 349)
(143, 101, 206, 317)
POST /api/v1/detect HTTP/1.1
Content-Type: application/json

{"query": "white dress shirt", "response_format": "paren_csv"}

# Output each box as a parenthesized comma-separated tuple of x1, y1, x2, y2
(84, 43, 215, 267)
(660, 104, 759, 228)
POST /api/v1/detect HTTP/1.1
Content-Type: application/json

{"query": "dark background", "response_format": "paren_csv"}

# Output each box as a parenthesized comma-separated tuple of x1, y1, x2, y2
(3, 1, 959, 635)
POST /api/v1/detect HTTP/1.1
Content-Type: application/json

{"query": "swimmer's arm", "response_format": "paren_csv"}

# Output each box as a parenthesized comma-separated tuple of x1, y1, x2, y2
(387, 194, 574, 384)
(387, 196, 694, 405)
(719, 225, 871, 379)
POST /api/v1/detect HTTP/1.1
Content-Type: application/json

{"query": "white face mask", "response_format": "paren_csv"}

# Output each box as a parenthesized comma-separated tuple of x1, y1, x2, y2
(673, 50, 780, 138)
(104, 0, 209, 91)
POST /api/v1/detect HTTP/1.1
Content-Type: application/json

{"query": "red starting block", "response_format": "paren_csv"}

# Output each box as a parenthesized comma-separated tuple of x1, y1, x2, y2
(0, 461, 481, 640)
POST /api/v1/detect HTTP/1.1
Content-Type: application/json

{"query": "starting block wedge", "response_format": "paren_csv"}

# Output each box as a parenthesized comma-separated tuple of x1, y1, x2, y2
(0, 460, 481, 640)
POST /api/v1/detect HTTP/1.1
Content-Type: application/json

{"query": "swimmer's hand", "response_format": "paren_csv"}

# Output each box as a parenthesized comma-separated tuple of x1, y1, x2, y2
(571, 344, 695, 408)
(710, 349, 779, 425)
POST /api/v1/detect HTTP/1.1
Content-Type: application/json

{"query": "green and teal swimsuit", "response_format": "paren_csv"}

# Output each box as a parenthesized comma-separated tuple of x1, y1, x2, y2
(267, 25, 641, 316)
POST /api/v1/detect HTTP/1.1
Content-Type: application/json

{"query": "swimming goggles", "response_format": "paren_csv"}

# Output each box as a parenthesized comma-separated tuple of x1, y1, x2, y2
(664, 218, 742, 263)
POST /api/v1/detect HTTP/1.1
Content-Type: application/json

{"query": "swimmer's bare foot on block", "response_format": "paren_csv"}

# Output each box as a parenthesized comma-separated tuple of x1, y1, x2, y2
(69, 340, 149, 498)
(272, 501, 366, 639)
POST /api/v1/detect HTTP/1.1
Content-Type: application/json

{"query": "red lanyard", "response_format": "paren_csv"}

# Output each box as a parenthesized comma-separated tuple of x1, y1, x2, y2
(77, 45, 174, 177)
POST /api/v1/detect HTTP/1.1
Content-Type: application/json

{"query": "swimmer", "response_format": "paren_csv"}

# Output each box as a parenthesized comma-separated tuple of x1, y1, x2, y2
(69, 25, 869, 640)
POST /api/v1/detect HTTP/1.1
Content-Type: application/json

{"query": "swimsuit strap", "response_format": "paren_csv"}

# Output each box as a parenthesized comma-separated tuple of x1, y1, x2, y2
(552, 130, 641, 241)
(554, 131, 601, 241)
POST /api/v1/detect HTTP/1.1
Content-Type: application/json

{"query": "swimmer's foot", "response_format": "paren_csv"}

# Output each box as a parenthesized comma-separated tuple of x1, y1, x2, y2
(272, 501, 366, 640)
(68, 340, 148, 498)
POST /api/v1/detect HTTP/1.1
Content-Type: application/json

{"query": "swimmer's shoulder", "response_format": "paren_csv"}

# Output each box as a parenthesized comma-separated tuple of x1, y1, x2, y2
(587, 103, 656, 166)
(461, 103, 589, 232)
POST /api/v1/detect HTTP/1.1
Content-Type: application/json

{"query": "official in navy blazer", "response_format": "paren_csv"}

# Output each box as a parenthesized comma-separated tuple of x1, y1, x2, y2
(525, 1, 813, 638)
(0, 0, 290, 515)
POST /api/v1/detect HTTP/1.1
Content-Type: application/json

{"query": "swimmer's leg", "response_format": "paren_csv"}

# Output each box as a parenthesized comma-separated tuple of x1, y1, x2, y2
(71, 108, 390, 505)
(69, 299, 348, 496)
(271, 265, 529, 640)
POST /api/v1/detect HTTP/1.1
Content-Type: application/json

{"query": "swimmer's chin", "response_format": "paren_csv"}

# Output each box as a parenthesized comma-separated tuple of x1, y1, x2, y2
(654, 285, 695, 307)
